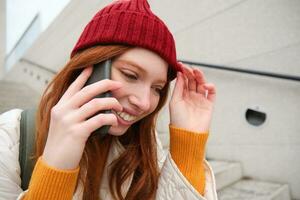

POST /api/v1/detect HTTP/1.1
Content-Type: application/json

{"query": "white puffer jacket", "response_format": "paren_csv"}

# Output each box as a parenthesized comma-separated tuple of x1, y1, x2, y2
(0, 109, 218, 200)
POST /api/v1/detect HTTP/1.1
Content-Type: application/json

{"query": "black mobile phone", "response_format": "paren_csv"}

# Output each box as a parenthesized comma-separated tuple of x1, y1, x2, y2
(84, 59, 112, 138)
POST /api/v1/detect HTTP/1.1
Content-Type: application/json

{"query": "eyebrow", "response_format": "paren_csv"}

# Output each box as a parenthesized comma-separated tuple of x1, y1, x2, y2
(117, 59, 167, 85)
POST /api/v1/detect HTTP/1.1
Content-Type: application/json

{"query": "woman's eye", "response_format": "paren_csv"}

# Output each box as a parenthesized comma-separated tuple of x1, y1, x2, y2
(154, 87, 163, 95)
(122, 72, 138, 80)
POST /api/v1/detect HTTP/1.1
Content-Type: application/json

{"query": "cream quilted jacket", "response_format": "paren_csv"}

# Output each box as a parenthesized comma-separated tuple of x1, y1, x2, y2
(0, 109, 218, 200)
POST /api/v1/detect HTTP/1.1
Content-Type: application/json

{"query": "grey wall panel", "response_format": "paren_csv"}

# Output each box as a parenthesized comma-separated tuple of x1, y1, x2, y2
(158, 65, 300, 198)
(0, 0, 6, 79)
(150, 0, 243, 33)
(201, 66, 300, 198)
(23, 0, 112, 72)
(175, 0, 300, 75)
(229, 43, 300, 76)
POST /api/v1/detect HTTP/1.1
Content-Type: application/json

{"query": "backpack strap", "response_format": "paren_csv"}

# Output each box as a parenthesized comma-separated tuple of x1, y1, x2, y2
(19, 108, 37, 190)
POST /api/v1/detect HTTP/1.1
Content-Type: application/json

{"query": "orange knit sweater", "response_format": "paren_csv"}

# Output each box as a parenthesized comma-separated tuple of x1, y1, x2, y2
(23, 125, 209, 199)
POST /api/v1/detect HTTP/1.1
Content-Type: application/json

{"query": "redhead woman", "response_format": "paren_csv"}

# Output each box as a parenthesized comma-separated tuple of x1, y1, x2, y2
(0, 0, 217, 200)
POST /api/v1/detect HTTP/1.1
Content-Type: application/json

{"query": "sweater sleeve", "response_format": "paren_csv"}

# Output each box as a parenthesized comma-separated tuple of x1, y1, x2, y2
(169, 124, 209, 196)
(23, 157, 79, 200)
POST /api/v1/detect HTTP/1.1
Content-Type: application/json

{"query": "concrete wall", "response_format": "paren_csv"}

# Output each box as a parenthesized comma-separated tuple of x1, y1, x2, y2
(154, 0, 300, 198)
(0, 0, 5, 79)
(4, 59, 55, 93)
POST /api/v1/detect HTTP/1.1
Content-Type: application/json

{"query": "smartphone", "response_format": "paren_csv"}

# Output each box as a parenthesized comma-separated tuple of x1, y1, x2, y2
(84, 59, 112, 138)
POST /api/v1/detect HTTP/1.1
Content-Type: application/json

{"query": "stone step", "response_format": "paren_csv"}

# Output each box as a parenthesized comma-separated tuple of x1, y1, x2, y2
(209, 160, 243, 190)
(0, 80, 40, 113)
(217, 179, 291, 200)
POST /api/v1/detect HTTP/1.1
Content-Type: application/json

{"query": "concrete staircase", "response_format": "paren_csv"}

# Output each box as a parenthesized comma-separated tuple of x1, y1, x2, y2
(158, 131, 291, 199)
(209, 159, 291, 200)
(0, 80, 40, 113)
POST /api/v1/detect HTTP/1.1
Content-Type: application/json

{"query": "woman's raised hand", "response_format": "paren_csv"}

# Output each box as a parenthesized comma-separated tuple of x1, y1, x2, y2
(42, 66, 123, 170)
(169, 62, 216, 133)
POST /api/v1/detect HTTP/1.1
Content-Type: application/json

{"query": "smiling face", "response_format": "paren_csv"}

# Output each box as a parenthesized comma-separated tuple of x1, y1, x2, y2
(107, 47, 168, 136)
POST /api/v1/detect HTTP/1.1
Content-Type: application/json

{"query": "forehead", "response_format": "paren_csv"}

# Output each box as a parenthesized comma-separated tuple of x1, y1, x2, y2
(114, 47, 168, 82)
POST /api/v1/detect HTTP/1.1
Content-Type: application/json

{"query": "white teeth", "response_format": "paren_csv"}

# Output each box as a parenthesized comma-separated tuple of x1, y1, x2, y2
(116, 111, 137, 122)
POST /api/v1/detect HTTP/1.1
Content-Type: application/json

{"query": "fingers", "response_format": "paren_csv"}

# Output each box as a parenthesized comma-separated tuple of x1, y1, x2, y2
(193, 68, 206, 85)
(180, 62, 206, 94)
(59, 66, 93, 104)
(177, 62, 216, 102)
(193, 68, 207, 95)
(67, 79, 122, 109)
(74, 97, 123, 122)
(182, 65, 197, 91)
(80, 113, 118, 135)
(204, 83, 216, 102)
(171, 71, 185, 100)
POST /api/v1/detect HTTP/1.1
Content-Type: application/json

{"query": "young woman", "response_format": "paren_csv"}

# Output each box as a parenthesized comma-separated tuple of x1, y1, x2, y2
(0, 0, 217, 200)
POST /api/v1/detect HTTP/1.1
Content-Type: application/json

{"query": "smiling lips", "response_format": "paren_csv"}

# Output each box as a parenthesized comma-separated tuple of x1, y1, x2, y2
(117, 111, 137, 122)
(112, 110, 138, 126)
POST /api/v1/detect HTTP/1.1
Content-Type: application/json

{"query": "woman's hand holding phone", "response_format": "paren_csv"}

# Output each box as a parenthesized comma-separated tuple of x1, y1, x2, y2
(42, 66, 123, 170)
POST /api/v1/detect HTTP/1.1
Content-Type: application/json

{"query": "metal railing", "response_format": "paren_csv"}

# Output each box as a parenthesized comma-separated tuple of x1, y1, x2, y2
(180, 60, 300, 82)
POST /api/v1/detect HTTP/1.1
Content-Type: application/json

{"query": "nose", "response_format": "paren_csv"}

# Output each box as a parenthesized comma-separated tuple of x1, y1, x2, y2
(129, 89, 151, 113)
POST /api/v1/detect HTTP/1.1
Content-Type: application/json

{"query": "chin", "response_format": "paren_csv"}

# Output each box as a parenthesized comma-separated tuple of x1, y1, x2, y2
(108, 125, 129, 136)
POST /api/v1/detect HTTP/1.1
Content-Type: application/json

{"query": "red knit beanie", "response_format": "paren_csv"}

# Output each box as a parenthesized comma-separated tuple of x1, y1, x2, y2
(70, 0, 182, 80)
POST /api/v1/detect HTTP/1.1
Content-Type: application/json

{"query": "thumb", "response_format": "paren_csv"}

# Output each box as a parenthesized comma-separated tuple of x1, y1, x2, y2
(170, 72, 184, 101)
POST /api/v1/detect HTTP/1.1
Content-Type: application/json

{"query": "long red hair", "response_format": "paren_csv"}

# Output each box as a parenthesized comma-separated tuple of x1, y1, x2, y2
(34, 45, 173, 200)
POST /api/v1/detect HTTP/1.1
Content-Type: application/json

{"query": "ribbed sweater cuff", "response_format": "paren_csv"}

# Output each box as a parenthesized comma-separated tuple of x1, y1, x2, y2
(24, 156, 80, 200)
(169, 124, 209, 195)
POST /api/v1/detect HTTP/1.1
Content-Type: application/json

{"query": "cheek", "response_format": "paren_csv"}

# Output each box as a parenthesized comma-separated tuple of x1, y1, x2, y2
(110, 80, 161, 115)
(110, 88, 122, 99)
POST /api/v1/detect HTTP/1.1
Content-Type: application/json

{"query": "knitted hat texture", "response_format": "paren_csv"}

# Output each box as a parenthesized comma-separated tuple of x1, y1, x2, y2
(71, 0, 182, 80)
